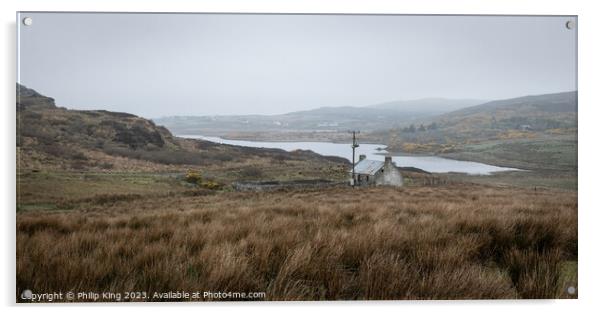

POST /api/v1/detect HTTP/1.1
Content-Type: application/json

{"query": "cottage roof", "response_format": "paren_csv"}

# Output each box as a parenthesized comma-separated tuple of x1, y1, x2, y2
(351, 159, 384, 175)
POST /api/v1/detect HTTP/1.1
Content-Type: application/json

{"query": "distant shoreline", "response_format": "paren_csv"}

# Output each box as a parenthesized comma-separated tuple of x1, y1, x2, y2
(176, 133, 388, 146)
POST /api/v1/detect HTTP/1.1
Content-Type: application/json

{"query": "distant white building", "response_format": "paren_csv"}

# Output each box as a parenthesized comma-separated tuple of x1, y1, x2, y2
(350, 155, 403, 187)
(520, 124, 533, 131)
(317, 122, 339, 127)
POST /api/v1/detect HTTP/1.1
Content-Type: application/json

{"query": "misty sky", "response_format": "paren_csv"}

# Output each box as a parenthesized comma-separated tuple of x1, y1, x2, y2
(17, 13, 577, 118)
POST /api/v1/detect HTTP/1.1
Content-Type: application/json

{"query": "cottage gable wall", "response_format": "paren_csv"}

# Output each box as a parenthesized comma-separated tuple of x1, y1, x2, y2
(375, 157, 403, 187)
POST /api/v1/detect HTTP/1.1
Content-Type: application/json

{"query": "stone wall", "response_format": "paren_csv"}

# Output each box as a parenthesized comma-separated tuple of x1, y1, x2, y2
(232, 179, 347, 192)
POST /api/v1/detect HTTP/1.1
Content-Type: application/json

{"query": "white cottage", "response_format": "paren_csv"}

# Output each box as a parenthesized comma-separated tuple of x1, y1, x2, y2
(350, 155, 403, 187)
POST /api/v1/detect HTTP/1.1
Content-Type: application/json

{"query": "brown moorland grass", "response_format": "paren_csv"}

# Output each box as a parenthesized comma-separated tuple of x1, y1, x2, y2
(16, 184, 577, 301)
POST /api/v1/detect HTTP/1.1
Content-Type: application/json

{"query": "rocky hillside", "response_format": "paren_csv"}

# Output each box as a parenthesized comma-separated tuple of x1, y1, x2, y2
(374, 91, 577, 173)
(437, 91, 577, 133)
(16, 84, 347, 172)
(379, 91, 577, 151)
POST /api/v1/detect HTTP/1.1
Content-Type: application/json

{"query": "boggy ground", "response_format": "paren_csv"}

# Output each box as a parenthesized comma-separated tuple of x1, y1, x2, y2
(16, 184, 577, 301)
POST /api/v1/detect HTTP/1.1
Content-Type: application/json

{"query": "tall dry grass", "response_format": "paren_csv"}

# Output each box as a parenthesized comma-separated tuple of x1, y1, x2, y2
(16, 184, 577, 301)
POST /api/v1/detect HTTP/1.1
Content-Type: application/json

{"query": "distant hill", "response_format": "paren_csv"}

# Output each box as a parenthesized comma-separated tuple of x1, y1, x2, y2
(16, 84, 347, 172)
(155, 98, 484, 136)
(381, 91, 577, 162)
(436, 91, 577, 132)
(367, 98, 486, 115)
(442, 91, 576, 117)
(155, 107, 414, 136)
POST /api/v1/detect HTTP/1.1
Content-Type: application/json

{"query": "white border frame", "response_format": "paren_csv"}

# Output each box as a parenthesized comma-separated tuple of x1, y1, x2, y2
(3, 1, 601, 314)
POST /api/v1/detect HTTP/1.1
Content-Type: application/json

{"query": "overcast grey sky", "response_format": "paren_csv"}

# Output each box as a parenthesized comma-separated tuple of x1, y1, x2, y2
(18, 13, 576, 118)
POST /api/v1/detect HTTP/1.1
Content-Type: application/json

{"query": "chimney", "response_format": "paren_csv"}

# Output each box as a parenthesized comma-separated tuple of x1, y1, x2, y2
(385, 156, 392, 164)
(359, 154, 366, 161)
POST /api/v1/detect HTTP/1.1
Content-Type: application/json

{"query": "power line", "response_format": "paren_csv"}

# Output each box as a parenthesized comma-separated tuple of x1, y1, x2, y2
(349, 130, 360, 187)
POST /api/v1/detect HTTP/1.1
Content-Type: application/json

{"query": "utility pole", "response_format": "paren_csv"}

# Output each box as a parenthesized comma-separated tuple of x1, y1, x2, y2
(349, 130, 360, 186)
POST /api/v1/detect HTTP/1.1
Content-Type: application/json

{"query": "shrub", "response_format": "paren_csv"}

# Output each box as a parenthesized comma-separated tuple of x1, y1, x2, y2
(184, 171, 223, 190)
(185, 170, 203, 185)
(201, 180, 223, 190)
